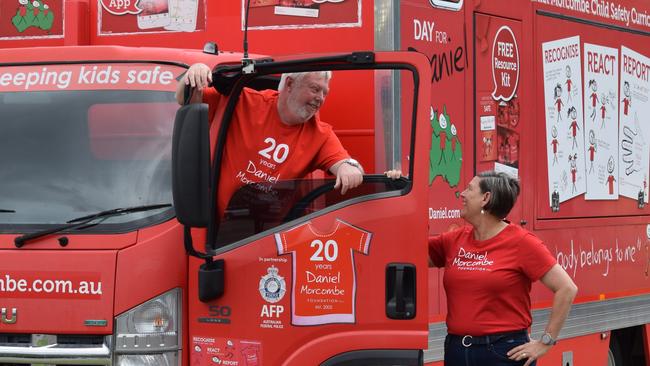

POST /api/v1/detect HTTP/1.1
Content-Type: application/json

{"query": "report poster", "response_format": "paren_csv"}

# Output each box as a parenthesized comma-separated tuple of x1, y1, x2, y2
(245, 0, 361, 30)
(619, 46, 650, 203)
(542, 36, 585, 207)
(583, 43, 619, 200)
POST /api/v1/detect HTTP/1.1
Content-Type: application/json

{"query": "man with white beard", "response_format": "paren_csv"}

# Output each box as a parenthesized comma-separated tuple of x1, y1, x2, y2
(177, 63, 364, 216)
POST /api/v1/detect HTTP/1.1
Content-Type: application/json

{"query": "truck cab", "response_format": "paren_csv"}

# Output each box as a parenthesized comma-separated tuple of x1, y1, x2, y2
(0, 45, 433, 365)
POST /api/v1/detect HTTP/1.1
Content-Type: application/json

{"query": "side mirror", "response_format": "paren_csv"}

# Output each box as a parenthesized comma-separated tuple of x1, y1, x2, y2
(172, 103, 210, 227)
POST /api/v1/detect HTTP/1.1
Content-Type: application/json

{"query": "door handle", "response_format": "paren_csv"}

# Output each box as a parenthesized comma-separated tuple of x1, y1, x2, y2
(386, 263, 416, 319)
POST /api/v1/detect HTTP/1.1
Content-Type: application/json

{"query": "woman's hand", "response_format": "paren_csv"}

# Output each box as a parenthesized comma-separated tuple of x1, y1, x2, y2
(506, 340, 552, 366)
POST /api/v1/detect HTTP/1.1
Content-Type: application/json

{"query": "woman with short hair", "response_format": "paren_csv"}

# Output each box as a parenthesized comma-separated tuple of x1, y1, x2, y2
(429, 171, 577, 366)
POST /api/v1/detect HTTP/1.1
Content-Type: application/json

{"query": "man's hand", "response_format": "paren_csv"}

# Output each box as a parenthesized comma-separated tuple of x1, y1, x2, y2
(185, 63, 212, 88)
(176, 63, 212, 105)
(332, 161, 363, 195)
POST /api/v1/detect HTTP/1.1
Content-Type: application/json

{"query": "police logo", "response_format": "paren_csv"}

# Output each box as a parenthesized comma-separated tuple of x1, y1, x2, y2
(259, 266, 286, 303)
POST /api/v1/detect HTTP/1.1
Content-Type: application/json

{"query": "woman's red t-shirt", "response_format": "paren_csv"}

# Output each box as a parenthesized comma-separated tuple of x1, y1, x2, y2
(429, 224, 556, 336)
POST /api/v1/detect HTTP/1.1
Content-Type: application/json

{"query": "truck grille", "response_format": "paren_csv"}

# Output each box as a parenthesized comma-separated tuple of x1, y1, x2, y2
(0, 334, 111, 366)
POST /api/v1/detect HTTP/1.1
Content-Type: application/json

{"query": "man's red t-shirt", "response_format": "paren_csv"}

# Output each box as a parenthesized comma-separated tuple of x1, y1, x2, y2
(203, 87, 349, 214)
(429, 224, 556, 336)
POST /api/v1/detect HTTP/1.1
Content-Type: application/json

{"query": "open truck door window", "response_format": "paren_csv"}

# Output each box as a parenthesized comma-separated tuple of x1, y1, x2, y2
(209, 65, 417, 250)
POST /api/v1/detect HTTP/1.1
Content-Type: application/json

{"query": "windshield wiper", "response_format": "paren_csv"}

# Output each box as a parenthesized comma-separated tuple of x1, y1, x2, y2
(0, 209, 15, 213)
(14, 203, 172, 248)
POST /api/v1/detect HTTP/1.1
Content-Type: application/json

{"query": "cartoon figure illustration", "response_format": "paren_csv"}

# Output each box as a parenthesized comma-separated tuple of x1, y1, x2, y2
(550, 126, 559, 166)
(622, 81, 632, 116)
(600, 94, 608, 129)
(483, 136, 493, 159)
(429, 106, 462, 187)
(588, 79, 599, 121)
(551, 189, 560, 212)
(568, 107, 579, 150)
(554, 83, 564, 122)
(435, 112, 448, 165)
(606, 156, 616, 195)
(498, 140, 507, 163)
(565, 65, 573, 102)
(12, 0, 55, 33)
(450, 124, 458, 159)
(587, 130, 596, 174)
(569, 153, 578, 194)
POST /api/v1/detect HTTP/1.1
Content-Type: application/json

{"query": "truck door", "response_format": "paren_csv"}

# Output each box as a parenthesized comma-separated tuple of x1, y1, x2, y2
(177, 52, 432, 366)
(474, 13, 525, 226)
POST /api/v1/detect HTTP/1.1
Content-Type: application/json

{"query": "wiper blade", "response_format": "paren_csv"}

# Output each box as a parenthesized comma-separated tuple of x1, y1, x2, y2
(0, 209, 15, 213)
(14, 203, 172, 248)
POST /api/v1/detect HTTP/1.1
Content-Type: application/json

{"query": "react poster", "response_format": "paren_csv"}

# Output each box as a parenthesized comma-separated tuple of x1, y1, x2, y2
(542, 36, 585, 208)
(0, 0, 63, 40)
(99, 0, 206, 35)
(245, 0, 361, 30)
(583, 43, 619, 200)
(619, 46, 650, 203)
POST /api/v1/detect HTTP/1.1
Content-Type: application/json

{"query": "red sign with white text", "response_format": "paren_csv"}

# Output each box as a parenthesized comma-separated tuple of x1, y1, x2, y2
(491, 26, 520, 102)
(0, 64, 183, 92)
(0, 271, 102, 300)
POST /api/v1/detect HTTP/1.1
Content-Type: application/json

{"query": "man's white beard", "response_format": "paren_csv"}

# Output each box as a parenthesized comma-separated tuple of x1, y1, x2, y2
(287, 93, 315, 122)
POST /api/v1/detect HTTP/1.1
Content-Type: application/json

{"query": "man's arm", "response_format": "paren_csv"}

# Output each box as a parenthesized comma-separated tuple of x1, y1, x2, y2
(330, 160, 364, 195)
(176, 63, 212, 105)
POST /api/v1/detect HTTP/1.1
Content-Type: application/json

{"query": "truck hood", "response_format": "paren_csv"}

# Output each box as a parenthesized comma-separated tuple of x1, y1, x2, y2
(0, 250, 116, 334)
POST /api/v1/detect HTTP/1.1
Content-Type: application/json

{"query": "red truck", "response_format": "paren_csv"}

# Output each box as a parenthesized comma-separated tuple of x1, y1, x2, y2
(2, 1, 650, 365)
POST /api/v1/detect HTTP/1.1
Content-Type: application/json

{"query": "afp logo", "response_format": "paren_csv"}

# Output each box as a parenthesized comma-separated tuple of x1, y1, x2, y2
(1, 308, 17, 324)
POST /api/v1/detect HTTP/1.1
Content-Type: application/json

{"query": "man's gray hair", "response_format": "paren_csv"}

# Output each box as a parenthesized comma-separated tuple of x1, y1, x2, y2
(278, 71, 332, 91)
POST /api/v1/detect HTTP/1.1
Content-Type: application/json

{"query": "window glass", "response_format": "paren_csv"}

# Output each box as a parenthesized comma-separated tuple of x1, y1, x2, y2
(213, 67, 415, 248)
(0, 90, 181, 232)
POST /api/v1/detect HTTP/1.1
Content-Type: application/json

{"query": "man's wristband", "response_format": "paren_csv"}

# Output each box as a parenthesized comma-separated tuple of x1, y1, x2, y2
(342, 158, 364, 173)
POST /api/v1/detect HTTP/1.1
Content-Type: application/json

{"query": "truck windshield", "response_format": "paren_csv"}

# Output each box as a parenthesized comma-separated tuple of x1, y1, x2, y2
(0, 62, 184, 230)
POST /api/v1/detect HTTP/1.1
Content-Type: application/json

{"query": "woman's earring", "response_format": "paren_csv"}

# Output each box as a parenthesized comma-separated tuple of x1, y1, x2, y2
(481, 209, 485, 215)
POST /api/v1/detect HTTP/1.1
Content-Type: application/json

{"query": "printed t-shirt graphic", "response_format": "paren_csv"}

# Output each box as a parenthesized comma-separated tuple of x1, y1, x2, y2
(274, 219, 371, 326)
(202, 87, 349, 216)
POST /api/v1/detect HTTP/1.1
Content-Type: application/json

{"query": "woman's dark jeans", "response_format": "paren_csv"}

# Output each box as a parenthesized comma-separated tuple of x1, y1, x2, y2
(444, 330, 536, 366)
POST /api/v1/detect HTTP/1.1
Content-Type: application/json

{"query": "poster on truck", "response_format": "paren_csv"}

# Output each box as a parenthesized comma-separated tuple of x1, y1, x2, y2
(245, 0, 361, 30)
(542, 36, 586, 207)
(619, 46, 650, 203)
(583, 43, 619, 200)
(0, 0, 63, 40)
(98, 0, 206, 35)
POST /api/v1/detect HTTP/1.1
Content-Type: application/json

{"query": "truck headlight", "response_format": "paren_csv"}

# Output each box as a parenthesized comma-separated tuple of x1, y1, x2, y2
(114, 288, 181, 366)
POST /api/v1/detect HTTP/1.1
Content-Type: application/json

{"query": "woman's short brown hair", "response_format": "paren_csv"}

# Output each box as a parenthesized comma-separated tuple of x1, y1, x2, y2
(478, 171, 520, 219)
